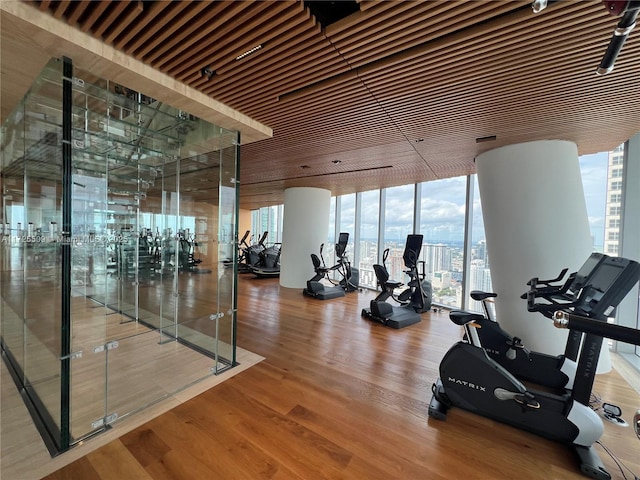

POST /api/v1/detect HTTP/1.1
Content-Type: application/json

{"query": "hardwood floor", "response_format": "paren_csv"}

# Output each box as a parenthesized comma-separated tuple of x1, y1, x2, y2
(16, 275, 640, 479)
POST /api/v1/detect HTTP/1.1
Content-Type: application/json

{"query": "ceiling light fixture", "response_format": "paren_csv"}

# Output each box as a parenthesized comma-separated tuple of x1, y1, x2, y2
(476, 135, 497, 143)
(531, 0, 547, 14)
(597, 1, 640, 75)
(200, 66, 215, 80)
(332, 160, 342, 164)
(236, 44, 262, 61)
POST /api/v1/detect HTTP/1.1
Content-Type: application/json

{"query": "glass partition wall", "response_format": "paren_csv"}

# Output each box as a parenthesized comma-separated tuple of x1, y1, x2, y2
(0, 57, 239, 454)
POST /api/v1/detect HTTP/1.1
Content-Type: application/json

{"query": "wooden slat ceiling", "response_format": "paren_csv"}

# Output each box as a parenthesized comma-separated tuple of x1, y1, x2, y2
(14, 1, 640, 209)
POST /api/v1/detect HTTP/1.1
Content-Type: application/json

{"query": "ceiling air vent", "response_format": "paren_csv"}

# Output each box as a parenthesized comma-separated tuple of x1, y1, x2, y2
(304, 1, 360, 28)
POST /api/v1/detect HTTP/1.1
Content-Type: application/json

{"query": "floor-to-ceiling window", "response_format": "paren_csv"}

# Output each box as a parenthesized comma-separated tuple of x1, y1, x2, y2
(579, 150, 609, 253)
(468, 175, 493, 313)
(382, 185, 414, 283)
(250, 205, 283, 246)
(418, 178, 466, 309)
(336, 193, 356, 280)
(249, 142, 637, 367)
(358, 190, 380, 288)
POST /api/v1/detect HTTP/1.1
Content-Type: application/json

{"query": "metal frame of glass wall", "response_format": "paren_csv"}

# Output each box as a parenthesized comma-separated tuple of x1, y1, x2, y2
(0, 57, 239, 454)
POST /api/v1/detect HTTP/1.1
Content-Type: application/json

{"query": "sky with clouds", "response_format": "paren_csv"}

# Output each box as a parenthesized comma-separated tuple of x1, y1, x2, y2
(340, 151, 610, 249)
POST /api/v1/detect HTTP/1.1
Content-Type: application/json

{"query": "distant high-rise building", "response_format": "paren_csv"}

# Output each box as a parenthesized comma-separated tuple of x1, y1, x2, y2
(422, 243, 451, 274)
(604, 144, 624, 256)
(432, 270, 452, 289)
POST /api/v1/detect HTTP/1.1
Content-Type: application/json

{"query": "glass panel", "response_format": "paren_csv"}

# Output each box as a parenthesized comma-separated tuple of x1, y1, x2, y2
(1, 96, 27, 380)
(215, 131, 240, 370)
(158, 160, 180, 338)
(105, 328, 213, 427)
(68, 65, 111, 442)
(418, 178, 466, 309)
(334, 194, 356, 282)
(22, 59, 65, 443)
(326, 197, 336, 267)
(251, 210, 259, 243)
(382, 185, 414, 283)
(579, 151, 609, 253)
(469, 175, 493, 313)
(338, 193, 356, 256)
(2, 56, 239, 451)
(358, 189, 379, 289)
(173, 128, 221, 360)
(604, 145, 624, 257)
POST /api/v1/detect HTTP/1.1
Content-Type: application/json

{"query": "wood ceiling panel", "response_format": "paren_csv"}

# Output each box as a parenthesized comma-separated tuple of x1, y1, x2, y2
(78, 1, 110, 33)
(173, 2, 305, 80)
(113, 1, 172, 50)
(121, 1, 191, 54)
(9, 0, 640, 211)
(158, 2, 279, 75)
(136, 0, 215, 60)
(103, 2, 144, 45)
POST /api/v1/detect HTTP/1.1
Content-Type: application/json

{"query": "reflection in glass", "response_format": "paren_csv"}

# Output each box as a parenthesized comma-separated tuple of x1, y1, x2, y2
(1, 57, 239, 453)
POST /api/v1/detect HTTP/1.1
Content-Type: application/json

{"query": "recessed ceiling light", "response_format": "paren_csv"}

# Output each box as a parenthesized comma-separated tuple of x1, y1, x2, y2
(236, 44, 262, 61)
(476, 135, 497, 143)
(332, 160, 342, 164)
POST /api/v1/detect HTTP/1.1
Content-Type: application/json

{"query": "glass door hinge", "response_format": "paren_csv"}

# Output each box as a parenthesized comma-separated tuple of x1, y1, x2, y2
(93, 341, 119, 353)
(91, 412, 118, 429)
(61, 350, 83, 360)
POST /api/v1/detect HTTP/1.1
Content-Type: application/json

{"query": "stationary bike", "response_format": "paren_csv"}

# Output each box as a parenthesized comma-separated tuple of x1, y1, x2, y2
(429, 254, 640, 480)
(453, 252, 608, 390)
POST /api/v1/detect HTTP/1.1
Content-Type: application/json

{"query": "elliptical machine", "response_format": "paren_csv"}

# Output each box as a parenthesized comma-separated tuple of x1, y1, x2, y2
(429, 254, 640, 480)
(242, 231, 268, 273)
(452, 252, 608, 390)
(227, 230, 251, 271)
(249, 238, 281, 278)
(334, 232, 360, 292)
(303, 242, 346, 300)
(362, 234, 431, 329)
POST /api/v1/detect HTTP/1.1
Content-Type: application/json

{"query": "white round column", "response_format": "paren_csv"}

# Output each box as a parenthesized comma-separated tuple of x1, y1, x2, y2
(476, 140, 608, 367)
(280, 187, 331, 288)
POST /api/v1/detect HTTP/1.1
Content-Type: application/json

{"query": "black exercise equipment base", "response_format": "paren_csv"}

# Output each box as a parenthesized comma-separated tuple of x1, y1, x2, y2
(361, 307, 421, 329)
(303, 287, 345, 300)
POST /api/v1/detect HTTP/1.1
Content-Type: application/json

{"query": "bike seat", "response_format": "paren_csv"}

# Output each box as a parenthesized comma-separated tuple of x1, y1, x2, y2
(449, 311, 484, 326)
(385, 280, 402, 289)
(470, 290, 497, 301)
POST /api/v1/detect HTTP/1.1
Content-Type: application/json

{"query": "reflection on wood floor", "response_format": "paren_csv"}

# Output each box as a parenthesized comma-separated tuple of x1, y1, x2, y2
(19, 273, 638, 480)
